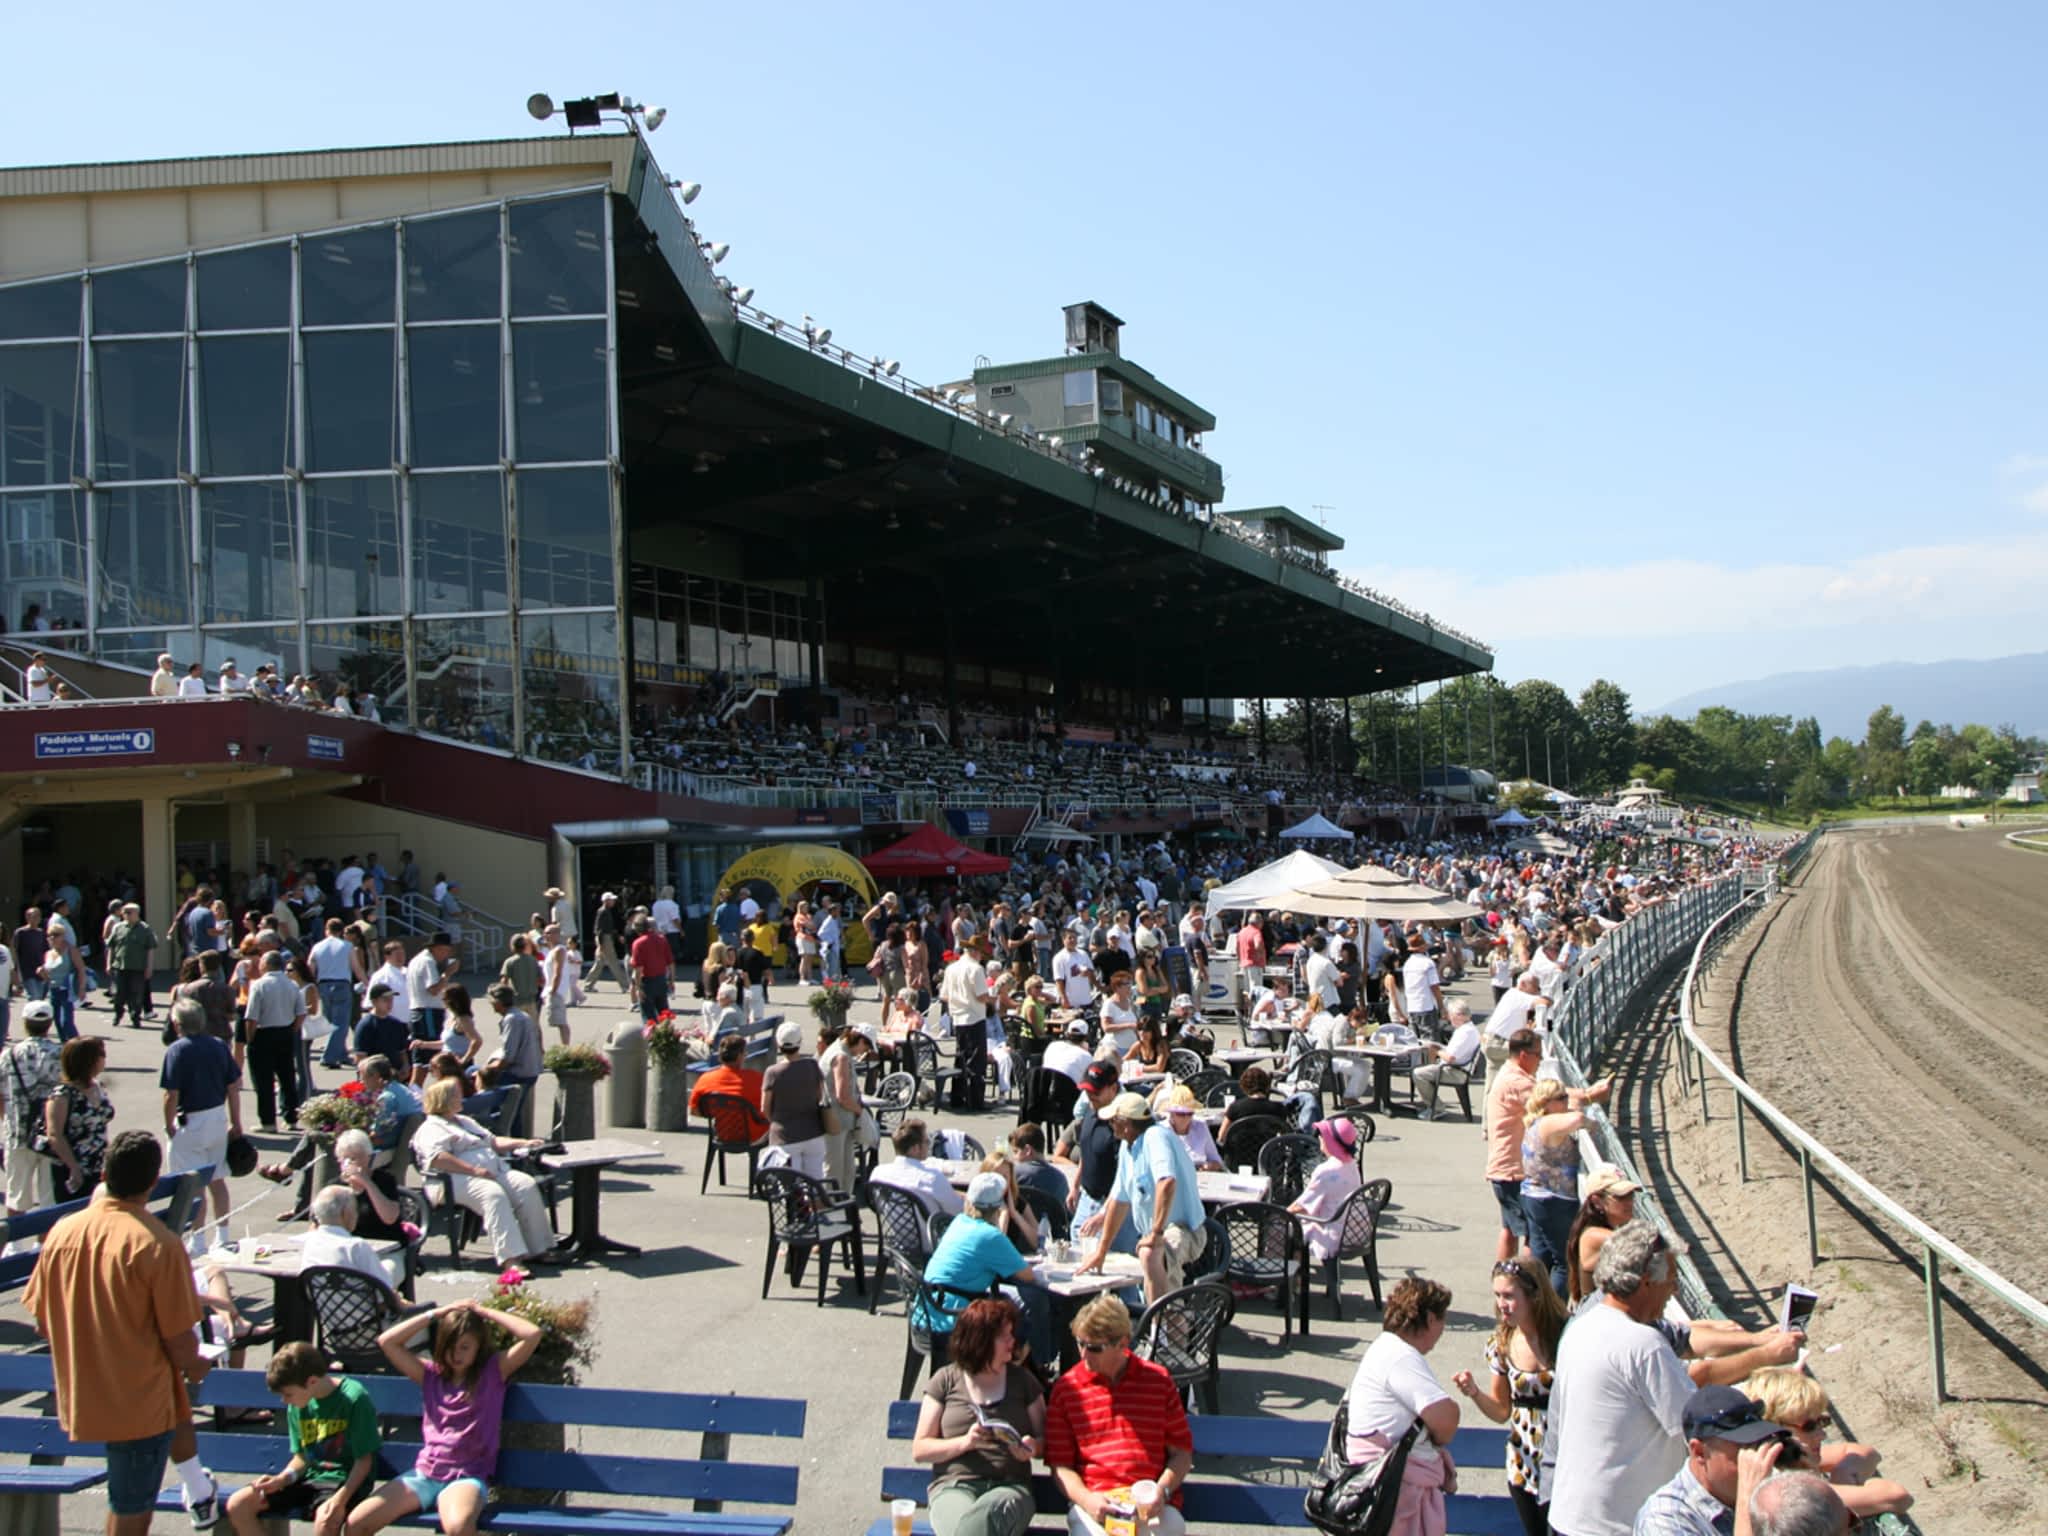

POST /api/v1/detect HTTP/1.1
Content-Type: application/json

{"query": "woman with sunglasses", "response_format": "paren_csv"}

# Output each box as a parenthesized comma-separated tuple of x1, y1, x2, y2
(1744, 1367, 1914, 1523)
(1452, 1255, 1568, 1536)
(1563, 1167, 1640, 1304)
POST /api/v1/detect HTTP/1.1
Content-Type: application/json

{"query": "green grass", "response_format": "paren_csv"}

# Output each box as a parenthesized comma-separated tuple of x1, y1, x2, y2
(1983, 1407, 2041, 1465)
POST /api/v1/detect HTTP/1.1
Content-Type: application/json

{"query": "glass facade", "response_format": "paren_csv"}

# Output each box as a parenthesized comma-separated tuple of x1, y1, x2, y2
(0, 189, 625, 768)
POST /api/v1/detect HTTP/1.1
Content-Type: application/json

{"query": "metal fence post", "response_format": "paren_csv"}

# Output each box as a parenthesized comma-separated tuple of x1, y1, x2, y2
(1734, 1095, 1748, 1181)
(1925, 1244, 1947, 1403)
(1801, 1146, 1818, 1268)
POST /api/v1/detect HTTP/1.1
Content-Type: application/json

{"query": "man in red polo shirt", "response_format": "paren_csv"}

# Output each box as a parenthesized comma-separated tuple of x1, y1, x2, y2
(628, 916, 673, 1022)
(1044, 1294, 1194, 1536)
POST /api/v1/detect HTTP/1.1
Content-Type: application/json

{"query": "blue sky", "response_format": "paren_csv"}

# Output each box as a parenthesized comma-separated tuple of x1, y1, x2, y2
(8, 2, 2047, 712)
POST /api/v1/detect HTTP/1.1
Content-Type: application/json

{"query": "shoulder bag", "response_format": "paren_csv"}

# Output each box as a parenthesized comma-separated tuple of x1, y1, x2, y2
(1303, 1397, 1421, 1536)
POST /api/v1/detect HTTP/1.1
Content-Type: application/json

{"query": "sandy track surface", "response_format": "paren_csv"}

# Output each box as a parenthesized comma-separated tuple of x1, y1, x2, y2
(1664, 823, 2048, 1530)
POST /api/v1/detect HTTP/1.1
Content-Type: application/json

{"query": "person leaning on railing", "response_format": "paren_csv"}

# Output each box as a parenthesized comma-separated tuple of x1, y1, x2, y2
(1742, 1367, 1913, 1524)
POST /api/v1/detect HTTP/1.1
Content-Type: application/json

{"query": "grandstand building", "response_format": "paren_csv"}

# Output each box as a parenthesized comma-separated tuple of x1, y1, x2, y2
(0, 116, 1490, 947)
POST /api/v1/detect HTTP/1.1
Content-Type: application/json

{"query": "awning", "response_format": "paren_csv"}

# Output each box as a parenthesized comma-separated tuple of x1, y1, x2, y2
(862, 822, 1010, 879)
(1279, 812, 1354, 841)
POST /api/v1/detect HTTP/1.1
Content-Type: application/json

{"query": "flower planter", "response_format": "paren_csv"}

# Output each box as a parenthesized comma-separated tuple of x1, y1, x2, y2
(552, 1071, 597, 1142)
(650, 1055, 691, 1133)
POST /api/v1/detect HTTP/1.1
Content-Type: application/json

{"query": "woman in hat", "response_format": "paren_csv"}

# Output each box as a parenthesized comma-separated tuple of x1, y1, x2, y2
(759, 1021, 827, 1180)
(1288, 1118, 1363, 1262)
(1562, 1167, 1640, 1304)
(921, 1171, 1053, 1372)
(1158, 1084, 1223, 1172)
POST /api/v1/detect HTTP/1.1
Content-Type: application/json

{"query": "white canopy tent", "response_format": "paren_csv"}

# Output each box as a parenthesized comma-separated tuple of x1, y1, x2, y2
(1278, 812, 1354, 841)
(1201, 848, 1348, 915)
(1491, 808, 1534, 827)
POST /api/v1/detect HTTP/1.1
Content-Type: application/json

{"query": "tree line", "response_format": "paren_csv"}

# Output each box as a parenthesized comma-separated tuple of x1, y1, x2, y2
(1261, 678, 2040, 815)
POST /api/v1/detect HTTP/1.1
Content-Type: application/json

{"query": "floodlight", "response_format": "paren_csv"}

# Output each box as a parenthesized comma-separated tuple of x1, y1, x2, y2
(1047, 435, 1062, 448)
(671, 180, 701, 204)
(731, 286, 754, 305)
(643, 105, 668, 131)
(527, 93, 556, 121)
(997, 413, 1014, 428)
(707, 242, 730, 264)
(882, 360, 900, 377)
(944, 388, 962, 404)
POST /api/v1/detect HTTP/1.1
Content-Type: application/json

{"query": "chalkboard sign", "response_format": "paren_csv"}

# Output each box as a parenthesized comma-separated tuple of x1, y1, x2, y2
(1161, 945, 1195, 1002)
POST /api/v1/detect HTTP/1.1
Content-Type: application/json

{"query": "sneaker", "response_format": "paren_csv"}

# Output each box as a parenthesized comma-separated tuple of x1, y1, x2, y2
(184, 1470, 219, 1529)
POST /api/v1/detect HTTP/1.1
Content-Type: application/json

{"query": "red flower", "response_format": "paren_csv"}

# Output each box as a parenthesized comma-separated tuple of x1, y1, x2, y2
(337, 1081, 368, 1101)
(497, 1266, 529, 1287)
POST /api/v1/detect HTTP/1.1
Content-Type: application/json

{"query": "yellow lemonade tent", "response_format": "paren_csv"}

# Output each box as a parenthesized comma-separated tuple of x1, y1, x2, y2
(712, 844, 879, 966)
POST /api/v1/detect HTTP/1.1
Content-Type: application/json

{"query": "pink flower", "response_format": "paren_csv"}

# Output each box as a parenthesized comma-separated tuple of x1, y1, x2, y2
(498, 1266, 529, 1287)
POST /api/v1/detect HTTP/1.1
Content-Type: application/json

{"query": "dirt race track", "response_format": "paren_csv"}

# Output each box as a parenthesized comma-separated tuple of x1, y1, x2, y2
(1671, 822, 2048, 1529)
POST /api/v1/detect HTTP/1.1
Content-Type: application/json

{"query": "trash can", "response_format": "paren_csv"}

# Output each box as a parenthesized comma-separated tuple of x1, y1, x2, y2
(604, 1017, 647, 1128)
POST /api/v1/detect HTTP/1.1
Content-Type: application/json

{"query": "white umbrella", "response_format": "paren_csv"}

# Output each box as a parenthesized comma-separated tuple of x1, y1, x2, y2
(1202, 848, 1348, 915)
(1279, 811, 1354, 841)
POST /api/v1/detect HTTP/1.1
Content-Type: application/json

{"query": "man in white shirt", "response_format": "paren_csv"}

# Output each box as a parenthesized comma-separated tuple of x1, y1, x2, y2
(1041, 1019, 1095, 1085)
(309, 917, 363, 1069)
(300, 1184, 400, 1293)
(405, 932, 456, 1049)
(1542, 1220, 1696, 1536)
(175, 662, 208, 698)
(939, 936, 992, 1111)
(23, 654, 52, 702)
(1301, 933, 1342, 1015)
(365, 940, 408, 1013)
(1051, 931, 1096, 1009)
(334, 856, 366, 914)
(867, 1118, 965, 1217)
(815, 902, 842, 981)
(1485, 971, 1547, 1055)
(149, 653, 178, 699)
(1400, 940, 1445, 1041)
(218, 659, 248, 695)
(1412, 1002, 1482, 1120)
(1529, 936, 1568, 1005)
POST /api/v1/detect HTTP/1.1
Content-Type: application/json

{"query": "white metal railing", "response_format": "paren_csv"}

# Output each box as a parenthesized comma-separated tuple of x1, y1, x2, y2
(1672, 836, 2048, 1405)
(385, 891, 507, 975)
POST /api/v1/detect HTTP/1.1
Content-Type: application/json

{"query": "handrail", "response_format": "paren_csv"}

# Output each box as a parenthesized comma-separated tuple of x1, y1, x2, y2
(1675, 837, 2048, 1403)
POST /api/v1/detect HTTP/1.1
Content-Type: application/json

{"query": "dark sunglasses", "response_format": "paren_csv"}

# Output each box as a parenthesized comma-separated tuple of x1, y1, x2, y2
(1796, 1415, 1832, 1434)
(1079, 1340, 1120, 1355)
(1691, 1400, 1768, 1437)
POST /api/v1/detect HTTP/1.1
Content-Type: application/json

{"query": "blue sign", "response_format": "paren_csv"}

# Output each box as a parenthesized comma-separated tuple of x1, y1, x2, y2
(34, 728, 155, 760)
(946, 808, 992, 837)
(307, 734, 345, 762)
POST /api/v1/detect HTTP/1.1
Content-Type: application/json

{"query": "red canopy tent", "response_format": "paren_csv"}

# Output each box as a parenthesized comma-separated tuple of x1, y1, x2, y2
(862, 822, 1010, 879)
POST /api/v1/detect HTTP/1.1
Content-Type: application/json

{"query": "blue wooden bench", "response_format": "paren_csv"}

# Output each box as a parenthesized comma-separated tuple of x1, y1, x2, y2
(872, 1400, 1523, 1535)
(0, 1357, 804, 1536)
(0, 1169, 212, 1291)
(683, 1014, 784, 1124)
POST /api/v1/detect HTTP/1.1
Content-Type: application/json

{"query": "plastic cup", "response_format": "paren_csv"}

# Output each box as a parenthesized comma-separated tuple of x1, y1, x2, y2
(1236, 1165, 1253, 1177)
(1130, 1480, 1160, 1518)
(891, 1498, 916, 1536)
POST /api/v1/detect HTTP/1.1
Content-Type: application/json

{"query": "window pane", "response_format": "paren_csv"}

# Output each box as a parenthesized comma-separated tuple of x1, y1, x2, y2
(2, 342, 81, 486)
(92, 339, 185, 481)
(516, 466, 612, 610)
(303, 227, 396, 326)
(96, 483, 189, 627)
(96, 628, 197, 670)
(196, 335, 290, 476)
(92, 262, 186, 335)
(199, 480, 297, 624)
(413, 470, 506, 614)
(0, 278, 80, 342)
(307, 620, 406, 706)
(306, 476, 401, 618)
(197, 245, 289, 331)
(415, 614, 513, 748)
(509, 194, 606, 318)
(523, 611, 619, 766)
(199, 624, 298, 679)
(404, 210, 499, 323)
(513, 320, 606, 462)
(303, 329, 393, 471)
(1, 489, 86, 637)
(408, 324, 501, 467)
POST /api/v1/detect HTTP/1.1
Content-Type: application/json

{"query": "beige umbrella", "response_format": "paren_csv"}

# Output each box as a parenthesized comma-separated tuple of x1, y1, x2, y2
(1279, 869, 1484, 923)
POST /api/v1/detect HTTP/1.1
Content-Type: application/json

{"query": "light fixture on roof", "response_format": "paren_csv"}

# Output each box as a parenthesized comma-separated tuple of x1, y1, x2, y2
(996, 413, 1013, 428)
(641, 105, 668, 131)
(731, 286, 754, 306)
(1091, 466, 1105, 479)
(527, 93, 558, 121)
(881, 359, 900, 377)
(669, 179, 701, 203)
(706, 242, 730, 264)
(944, 388, 962, 404)
(1047, 435, 1062, 448)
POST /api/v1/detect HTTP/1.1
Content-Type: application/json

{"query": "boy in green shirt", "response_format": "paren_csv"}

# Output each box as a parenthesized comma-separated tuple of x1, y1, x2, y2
(225, 1343, 382, 1536)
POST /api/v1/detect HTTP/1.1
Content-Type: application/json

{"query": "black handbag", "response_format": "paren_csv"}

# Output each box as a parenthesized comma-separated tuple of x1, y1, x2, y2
(1303, 1399, 1421, 1536)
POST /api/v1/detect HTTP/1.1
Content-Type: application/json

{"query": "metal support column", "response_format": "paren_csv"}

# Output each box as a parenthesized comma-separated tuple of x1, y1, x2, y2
(1924, 1245, 1947, 1403)
(1800, 1147, 1818, 1268)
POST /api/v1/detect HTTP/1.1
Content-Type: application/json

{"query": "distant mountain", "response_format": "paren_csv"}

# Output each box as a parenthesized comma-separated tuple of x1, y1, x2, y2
(1655, 652, 2048, 741)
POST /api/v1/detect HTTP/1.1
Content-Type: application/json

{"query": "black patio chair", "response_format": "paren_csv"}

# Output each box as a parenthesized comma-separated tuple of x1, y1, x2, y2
(866, 1183, 937, 1316)
(1214, 1200, 1311, 1338)
(1166, 1048, 1204, 1083)
(1326, 1106, 1378, 1146)
(389, 1186, 429, 1297)
(1134, 1279, 1237, 1414)
(1020, 1067, 1080, 1145)
(901, 1033, 960, 1107)
(1257, 1132, 1321, 1207)
(899, 1269, 996, 1399)
(300, 1264, 427, 1377)
(1322, 1178, 1393, 1318)
(1017, 1181, 1069, 1244)
(1203, 1080, 1236, 1110)
(1181, 1067, 1230, 1106)
(1217, 1116, 1282, 1174)
(753, 1166, 866, 1306)
(1184, 1215, 1230, 1284)
(925, 1209, 955, 1251)
(1279, 1051, 1333, 1117)
(696, 1091, 768, 1195)
(934, 1130, 985, 1162)
(867, 1071, 918, 1136)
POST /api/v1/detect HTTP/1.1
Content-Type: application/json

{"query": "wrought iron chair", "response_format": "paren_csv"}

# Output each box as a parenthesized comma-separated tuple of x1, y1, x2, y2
(695, 1092, 768, 1195)
(1322, 1178, 1392, 1318)
(1020, 1068, 1080, 1145)
(1166, 1048, 1205, 1083)
(299, 1264, 425, 1376)
(867, 1071, 918, 1136)
(1257, 1132, 1322, 1207)
(1134, 1279, 1237, 1413)
(753, 1166, 866, 1306)
(389, 1186, 429, 1296)
(925, 1209, 956, 1251)
(933, 1129, 985, 1162)
(866, 1183, 937, 1315)
(900, 1271, 999, 1400)
(1181, 1067, 1230, 1106)
(1326, 1106, 1378, 1146)
(1214, 1200, 1312, 1338)
(1217, 1116, 1283, 1174)
(1279, 1050, 1334, 1117)
(1203, 1080, 1237, 1110)
(1017, 1181, 1070, 1244)
(901, 1033, 960, 1108)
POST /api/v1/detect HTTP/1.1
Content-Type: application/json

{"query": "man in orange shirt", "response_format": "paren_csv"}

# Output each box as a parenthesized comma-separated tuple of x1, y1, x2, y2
(1232, 911, 1266, 1016)
(24, 1129, 214, 1535)
(1483, 1030, 1541, 1264)
(688, 1033, 767, 1148)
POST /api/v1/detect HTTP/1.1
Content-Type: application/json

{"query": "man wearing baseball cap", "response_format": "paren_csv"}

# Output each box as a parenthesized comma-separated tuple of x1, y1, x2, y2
(1055, 1061, 1139, 1262)
(1634, 1385, 1843, 1536)
(1076, 1091, 1205, 1306)
(1041, 1018, 1094, 1087)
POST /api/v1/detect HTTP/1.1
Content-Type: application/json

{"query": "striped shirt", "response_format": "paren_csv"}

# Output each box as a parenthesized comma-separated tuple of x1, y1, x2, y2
(1044, 1352, 1190, 1505)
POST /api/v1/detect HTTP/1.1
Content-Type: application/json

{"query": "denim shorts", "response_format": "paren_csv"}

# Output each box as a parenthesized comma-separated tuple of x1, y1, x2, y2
(1491, 1178, 1529, 1240)
(105, 1430, 176, 1516)
(400, 1470, 488, 1511)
